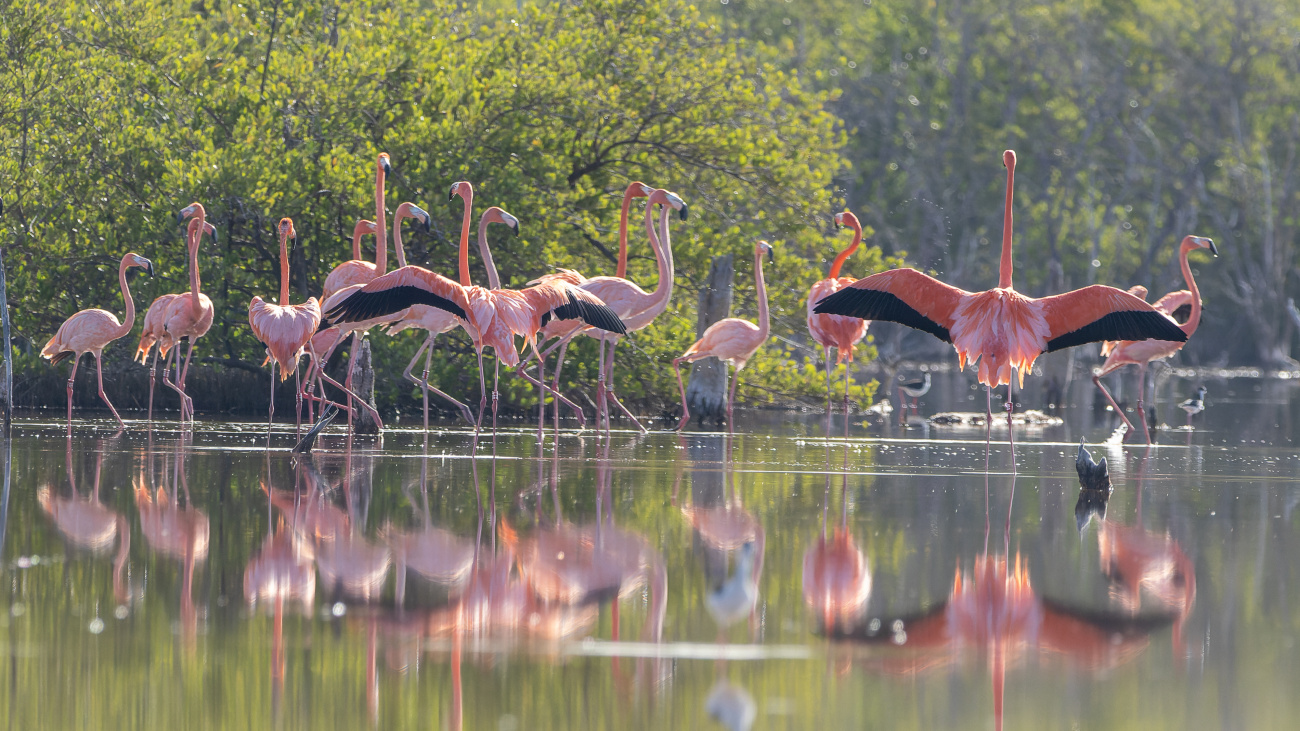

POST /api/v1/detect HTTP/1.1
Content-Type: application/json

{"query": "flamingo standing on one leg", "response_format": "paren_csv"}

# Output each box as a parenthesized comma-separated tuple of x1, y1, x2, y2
(248, 218, 322, 436)
(42, 252, 154, 429)
(813, 150, 1188, 455)
(807, 211, 871, 422)
(162, 202, 219, 424)
(136, 215, 214, 422)
(673, 240, 774, 431)
(1091, 236, 1217, 443)
(531, 187, 687, 435)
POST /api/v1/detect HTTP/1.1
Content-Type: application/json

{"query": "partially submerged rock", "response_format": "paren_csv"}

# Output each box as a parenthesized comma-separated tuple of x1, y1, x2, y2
(927, 409, 1064, 427)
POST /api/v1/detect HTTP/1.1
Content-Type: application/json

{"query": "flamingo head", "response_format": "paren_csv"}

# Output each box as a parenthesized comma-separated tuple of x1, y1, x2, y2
(177, 201, 204, 223)
(648, 188, 688, 220)
(448, 180, 472, 203)
(127, 253, 155, 277)
(203, 221, 217, 246)
(352, 219, 378, 238)
(1186, 235, 1217, 256)
(377, 153, 392, 176)
(399, 202, 432, 232)
(1003, 149, 1016, 170)
(626, 181, 654, 199)
(278, 217, 296, 242)
(757, 240, 774, 263)
(833, 210, 860, 231)
(485, 206, 520, 236)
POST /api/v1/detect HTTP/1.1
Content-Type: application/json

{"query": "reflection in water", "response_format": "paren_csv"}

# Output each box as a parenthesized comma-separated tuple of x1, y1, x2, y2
(803, 442, 871, 633)
(38, 440, 130, 606)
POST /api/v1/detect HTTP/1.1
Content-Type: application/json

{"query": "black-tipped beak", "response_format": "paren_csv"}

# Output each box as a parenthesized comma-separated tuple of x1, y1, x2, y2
(834, 220, 841, 230)
(448, 186, 457, 202)
(175, 211, 186, 223)
(678, 205, 688, 221)
(422, 214, 431, 233)
(766, 248, 774, 263)
(511, 222, 520, 236)
(146, 261, 155, 277)
(1208, 239, 1218, 256)
(381, 159, 392, 176)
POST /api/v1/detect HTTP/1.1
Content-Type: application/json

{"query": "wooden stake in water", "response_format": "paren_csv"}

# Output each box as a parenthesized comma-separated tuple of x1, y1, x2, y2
(0, 197, 11, 432)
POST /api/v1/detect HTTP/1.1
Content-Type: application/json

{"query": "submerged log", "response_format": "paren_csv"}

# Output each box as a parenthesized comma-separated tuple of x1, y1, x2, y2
(685, 253, 734, 424)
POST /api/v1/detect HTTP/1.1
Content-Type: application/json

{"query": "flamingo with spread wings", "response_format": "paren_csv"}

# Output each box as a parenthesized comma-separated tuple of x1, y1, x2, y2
(1092, 235, 1217, 443)
(814, 150, 1188, 446)
(807, 210, 871, 420)
(42, 252, 154, 429)
(248, 218, 321, 435)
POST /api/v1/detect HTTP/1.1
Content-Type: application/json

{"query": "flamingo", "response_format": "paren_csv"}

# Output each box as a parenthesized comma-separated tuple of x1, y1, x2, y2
(377, 205, 517, 429)
(136, 215, 215, 422)
(299, 219, 373, 424)
(320, 154, 392, 303)
(813, 150, 1188, 447)
(672, 240, 774, 431)
(248, 217, 322, 434)
(1091, 235, 1217, 443)
(42, 252, 154, 429)
(806, 211, 871, 419)
(322, 181, 629, 434)
(159, 202, 219, 424)
(531, 187, 687, 436)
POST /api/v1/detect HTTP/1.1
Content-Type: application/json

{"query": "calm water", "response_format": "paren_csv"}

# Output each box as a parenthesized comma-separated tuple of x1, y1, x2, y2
(4, 372, 1300, 730)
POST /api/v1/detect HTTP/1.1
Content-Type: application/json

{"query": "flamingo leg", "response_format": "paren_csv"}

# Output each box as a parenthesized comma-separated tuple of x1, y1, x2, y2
(475, 348, 488, 431)
(604, 338, 646, 433)
(401, 333, 432, 430)
(343, 334, 360, 432)
(267, 361, 276, 433)
(596, 335, 608, 435)
(514, 351, 586, 429)
(66, 353, 81, 428)
(294, 362, 303, 438)
(1092, 375, 1136, 436)
(147, 347, 160, 422)
(727, 363, 740, 430)
(985, 385, 992, 445)
(844, 363, 852, 425)
(305, 357, 315, 424)
(315, 369, 374, 420)
(673, 357, 690, 432)
(550, 339, 569, 435)
(824, 347, 833, 419)
(536, 341, 547, 441)
(491, 358, 500, 434)
(162, 345, 186, 420)
(1006, 380, 1016, 473)
(178, 340, 197, 422)
(1135, 363, 1152, 444)
(95, 351, 125, 429)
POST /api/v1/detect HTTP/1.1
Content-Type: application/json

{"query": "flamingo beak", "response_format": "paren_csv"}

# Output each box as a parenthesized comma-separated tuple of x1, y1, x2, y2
(678, 204, 688, 221)
(422, 213, 431, 233)
(448, 184, 457, 202)
(205, 223, 218, 247)
(144, 260, 155, 277)
(511, 220, 520, 236)
(1207, 239, 1218, 256)
(766, 246, 774, 263)
(381, 158, 392, 176)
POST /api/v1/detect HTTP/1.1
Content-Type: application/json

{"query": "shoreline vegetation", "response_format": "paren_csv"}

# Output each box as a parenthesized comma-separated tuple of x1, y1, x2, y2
(4, 0, 1299, 419)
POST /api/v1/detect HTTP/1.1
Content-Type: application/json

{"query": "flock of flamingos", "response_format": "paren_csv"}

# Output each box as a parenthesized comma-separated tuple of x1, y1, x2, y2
(39, 149, 1214, 445)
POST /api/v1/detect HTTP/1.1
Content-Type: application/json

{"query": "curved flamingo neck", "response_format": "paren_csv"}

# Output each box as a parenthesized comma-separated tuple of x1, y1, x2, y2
(392, 211, 409, 268)
(1178, 240, 1203, 335)
(375, 162, 388, 275)
(278, 229, 291, 305)
(999, 156, 1016, 290)
(457, 187, 474, 286)
(755, 247, 770, 340)
(116, 256, 138, 339)
(828, 222, 862, 279)
(350, 222, 368, 260)
(187, 225, 202, 317)
(616, 188, 637, 279)
(643, 199, 673, 311)
(477, 212, 503, 290)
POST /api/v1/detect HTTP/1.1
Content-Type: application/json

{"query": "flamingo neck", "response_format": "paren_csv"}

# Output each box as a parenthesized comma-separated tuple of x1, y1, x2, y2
(457, 188, 474, 286)
(374, 164, 388, 275)
(755, 248, 770, 340)
(999, 163, 1015, 290)
(188, 231, 202, 317)
(350, 225, 364, 260)
(616, 189, 636, 279)
(392, 212, 409, 268)
(278, 230, 291, 305)
(478, 212, 502, 290)
(1179, 241, 1203, 335)
(644, 201, 673, 310)
(828, 223, 862, 279)
(116, 257, 138, 339)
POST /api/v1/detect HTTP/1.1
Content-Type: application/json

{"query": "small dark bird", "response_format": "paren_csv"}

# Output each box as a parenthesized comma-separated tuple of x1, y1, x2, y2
(897, 372, 931, 421)
(292, 403, 339, 453)
(1074, 438, 1112, 532)
(1179, 385, 1206, 428)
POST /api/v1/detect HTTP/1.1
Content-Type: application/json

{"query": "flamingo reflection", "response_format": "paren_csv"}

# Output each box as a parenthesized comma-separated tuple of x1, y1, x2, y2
(38, 440, 130, 606)
(802, 442, 871, 634)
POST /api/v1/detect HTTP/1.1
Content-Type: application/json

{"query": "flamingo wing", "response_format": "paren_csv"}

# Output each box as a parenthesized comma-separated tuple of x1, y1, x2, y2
(811, 268, 967, 344)
(534, 285, 628, 335)
(323, 266, 467, 324)
(1151, 289, 1194, 321)
(1039, 286, 1188, 353)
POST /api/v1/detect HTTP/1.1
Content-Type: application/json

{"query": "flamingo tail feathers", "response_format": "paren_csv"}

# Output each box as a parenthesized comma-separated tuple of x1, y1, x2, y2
(1045, 310, 1187, 353)
(813, 287, 951, 343)
(325, 285, 467, 325)
(48, 350, 75, 367)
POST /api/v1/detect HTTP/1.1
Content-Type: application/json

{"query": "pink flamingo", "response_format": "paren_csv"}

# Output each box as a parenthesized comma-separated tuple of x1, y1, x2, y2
(672, 240, 773, 431)
(807, 210, 871, 418)
(1092, 236, 1217, 443)
(299, 219, 374, 423)
(322, 181, 628, 433)
(320, 154, 392, 303)
(814, 150, 1188, 446)
(136, 215, 215, 422)
(159, 202, 219, 423)
(248, 217, 321, 434)
(42, 252, 154, 428)
(532, 187, 686, 435)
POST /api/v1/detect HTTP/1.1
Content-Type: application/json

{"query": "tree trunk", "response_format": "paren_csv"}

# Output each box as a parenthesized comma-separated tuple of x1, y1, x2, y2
(350, 338, 381, 434)
(685, 254, 733, 424)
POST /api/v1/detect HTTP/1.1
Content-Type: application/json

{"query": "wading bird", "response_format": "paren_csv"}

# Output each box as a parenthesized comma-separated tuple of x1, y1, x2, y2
(672, 240, 773, 431)
(897, 372, 931, 423)
(320, 154, 391, 303)
(813, 151, 1187, 450)
(807, 211, 871, 419)
(42, 252, 154, 429)
(322, 181, 629, 434)
(248, 218, 321, 434)
(532, 186, 686, 435)
(162, 202, 219, 423)
(1092, 236, 1217, 443)
(1179, 385, 1206, 427)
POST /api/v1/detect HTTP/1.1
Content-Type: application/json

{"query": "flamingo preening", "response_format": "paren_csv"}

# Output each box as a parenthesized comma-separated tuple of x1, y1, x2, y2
(322, 181, 628, 435)
(137, 213, 215, 422)
(1092, 235, 1217, 443)
(673, 240, 773, 431)
(248, 218, 322, 435)
(807, 211, 870, 420)
(42, 252, 154, 429)
(813, 150, 1188, 449)
(531, 187, 686, 436)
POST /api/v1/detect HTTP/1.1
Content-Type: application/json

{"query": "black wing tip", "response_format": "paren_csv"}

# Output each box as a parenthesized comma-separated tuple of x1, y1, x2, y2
(813, 287, 951, 343)
(324, 285, 466, 324)
(1047, 310, 1187, 353)
(553, 292, 627, 334)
